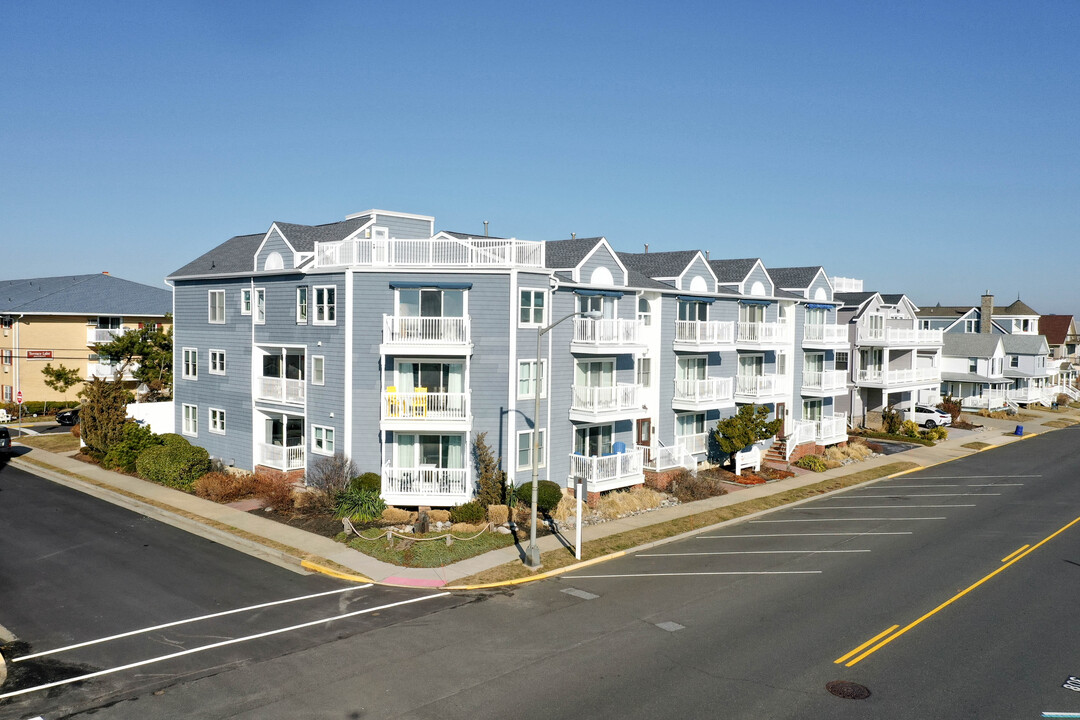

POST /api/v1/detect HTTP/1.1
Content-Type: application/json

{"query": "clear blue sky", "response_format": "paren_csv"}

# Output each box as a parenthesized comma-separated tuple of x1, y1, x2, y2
(2, 1, 1078, 314)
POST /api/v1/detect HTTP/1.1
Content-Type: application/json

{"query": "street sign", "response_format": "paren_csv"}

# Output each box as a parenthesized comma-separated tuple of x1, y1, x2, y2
(15, 391, 22, 404)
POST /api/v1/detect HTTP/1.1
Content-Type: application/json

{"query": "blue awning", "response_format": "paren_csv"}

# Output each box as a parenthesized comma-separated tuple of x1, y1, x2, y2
(574, 289, 624, 298)
(740, 299, 772, 306)
(389, 281, 473, 290)
(676, 295, 716, 304)
(806, 303, 834, 309)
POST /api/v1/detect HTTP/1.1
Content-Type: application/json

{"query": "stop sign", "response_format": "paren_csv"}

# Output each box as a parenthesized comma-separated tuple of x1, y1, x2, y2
(15, 391, 22, 404)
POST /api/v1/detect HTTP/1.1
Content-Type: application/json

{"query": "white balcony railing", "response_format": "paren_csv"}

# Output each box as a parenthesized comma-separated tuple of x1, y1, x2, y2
(676, 432, 708, 455)
(639, 444, 695, 471)
(735, 374, 786, 398)
(382, 315, 470, 345)
(1007, 386, 1044, 403)
(674, 377, 734, 404)
(383, 465, 469, 496)
(737, 321, 791, 345)
(258, 443, 305, 471)
(787, 420, 817, 458)
(857, 327, 943, 346)
(802, 324, 849, 345)
(571, 384, 641, 414)
(87, 328, 122, 344)
(315, 237, 545, 269)
(382, 391, 469, 421)
(674, 320, 735, 346)
(815, 413, 847, 444)
(802, 370, 847, 393)
(257, 376, 305, 405)
(87, 362, 138, 381)
(573, 317, 644, 347)
(959, 390, 1008, 409)
(569, 448, 644, 484)
(856, 367, 939, 386)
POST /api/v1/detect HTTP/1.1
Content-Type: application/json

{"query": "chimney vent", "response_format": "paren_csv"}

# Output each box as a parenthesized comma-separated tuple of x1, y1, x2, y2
(483, 220, 489, 237)
(644, 243, 649, 253)
(571, 232, 576, 240)
(102, 271, 110, 275)
(980, 292, 994, 334)
(705, 250, 710, 261)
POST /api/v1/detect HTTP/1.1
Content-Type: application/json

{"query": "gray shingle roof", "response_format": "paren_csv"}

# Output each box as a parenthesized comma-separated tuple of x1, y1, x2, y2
(879, 294, 906, 305)
(940, 371, 1011, 385)
(769, 266, 822, 290)
(998, 298, 1040, 316)
(169, 233, 264, 278)
(835, 292, 877, 308)
(708, 258, 759, 283)
(618, 251, 701, 279)
(272, 217, 370, 252)
(442, 230, 507, 240)
(625, 268, 676, 290)
(544, 237, 605, 269)
(774, 288, 805, 300)
(0, 274, 171, 316)
(1002, 334, 1049, 355)
(916, 304, 974, 318)
(942, 333, 1003, 358)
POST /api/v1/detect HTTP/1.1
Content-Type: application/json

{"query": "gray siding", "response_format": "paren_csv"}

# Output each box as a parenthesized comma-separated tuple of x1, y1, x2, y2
(578, 243, 624, 287)
(373, 213, 433, 239)
(743, 263, 774, 297)
(681, 255, 714, 292)
(256, 228, 293, 271)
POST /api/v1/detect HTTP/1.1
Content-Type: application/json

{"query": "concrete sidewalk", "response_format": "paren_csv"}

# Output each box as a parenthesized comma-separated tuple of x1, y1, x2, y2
(8, 408, 1069, 589)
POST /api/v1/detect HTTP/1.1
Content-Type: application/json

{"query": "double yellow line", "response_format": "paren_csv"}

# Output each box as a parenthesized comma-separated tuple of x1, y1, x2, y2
(835, 514, 1080, 667)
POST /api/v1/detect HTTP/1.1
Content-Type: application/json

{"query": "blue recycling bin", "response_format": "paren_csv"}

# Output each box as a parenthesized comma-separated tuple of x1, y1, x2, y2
(1014, 425, 1024, 436)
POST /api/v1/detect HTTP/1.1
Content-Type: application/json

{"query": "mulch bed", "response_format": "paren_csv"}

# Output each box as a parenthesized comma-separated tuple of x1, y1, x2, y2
(249, 507, 356, 539)
(699, 465, 795, 487)
(952, 420, 982, 430)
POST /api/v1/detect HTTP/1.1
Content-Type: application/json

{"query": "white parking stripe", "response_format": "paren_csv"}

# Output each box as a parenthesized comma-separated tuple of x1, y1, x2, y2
(811, 505, 975, 509)
(0, 592, 449, 700)
(969, 483, 1024, 486)
(564, 571, 822, 579)
(843, 493, 999, 497)
(14, 584, 373, 662)
(913, 474, 1040, 479)
(751, 517, 947, 522)
(874, 484, 959, 488)
(635, 557, 872, 561)
(699, 532, 913, 538)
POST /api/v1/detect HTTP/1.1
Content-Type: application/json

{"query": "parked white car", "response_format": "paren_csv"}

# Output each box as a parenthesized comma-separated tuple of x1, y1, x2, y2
(906, 404, 952, 429)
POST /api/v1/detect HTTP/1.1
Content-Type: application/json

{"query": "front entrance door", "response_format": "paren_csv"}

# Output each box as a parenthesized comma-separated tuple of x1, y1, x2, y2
(775, 402, 786, 437)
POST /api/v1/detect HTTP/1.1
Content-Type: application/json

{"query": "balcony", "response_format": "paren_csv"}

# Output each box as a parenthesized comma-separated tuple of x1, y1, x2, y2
(568, 448, 644, 492)
(87, 328, 122, 345)
(381, 315, 471, 354)
(958, 389, 1008, 411)
(381, 390, 470, 429)
(257, 443, 305, 471)
(676, 432, 708, 455)
(802, 324, 849, 348)
(673, 320, 735, 350)
(569, 383, 642, 422)
(87, 362, 137, 382)
(257, 376, 305, 405)
(856, 327, 943, 347)
(1007, 385, 1046, 404)
(571, 318, 646, 353)
(814, 413, 848, 445)
(315, 237, 544, 269)
(639, 444, 695, 472)
(382, 465, 470, 506)
(736, 321, 791, 348)
(801, 369, 847, 396)
(734, 374, 788, 402)
(672, 377, 734, 410)
(855, 367, 940, 388)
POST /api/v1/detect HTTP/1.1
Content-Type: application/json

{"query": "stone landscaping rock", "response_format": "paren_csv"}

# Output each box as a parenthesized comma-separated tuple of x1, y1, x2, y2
(496, 526, 511, 534)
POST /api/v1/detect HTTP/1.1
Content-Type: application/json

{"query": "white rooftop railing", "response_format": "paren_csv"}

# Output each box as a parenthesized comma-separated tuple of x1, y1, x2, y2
(314, 237, 545, 269)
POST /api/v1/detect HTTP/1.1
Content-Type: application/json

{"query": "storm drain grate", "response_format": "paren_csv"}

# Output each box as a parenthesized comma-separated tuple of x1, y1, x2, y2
(826, 680, 871, 700)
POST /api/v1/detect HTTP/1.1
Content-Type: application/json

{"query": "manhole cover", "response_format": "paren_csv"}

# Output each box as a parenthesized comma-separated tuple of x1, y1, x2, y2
(826, 680, 871, 699)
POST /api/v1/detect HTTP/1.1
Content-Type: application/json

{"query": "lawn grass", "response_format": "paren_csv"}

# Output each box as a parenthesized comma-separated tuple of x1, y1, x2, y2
(961, 441, 993, 451)
(16, 433, 80, 453)
(347, 529, 517, 567)
(452, 460, 918, 586)
(1043, 418, 1079, 429)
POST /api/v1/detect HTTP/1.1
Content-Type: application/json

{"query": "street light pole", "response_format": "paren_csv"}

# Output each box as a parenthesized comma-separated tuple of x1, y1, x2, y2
(525, 308, 601, 568)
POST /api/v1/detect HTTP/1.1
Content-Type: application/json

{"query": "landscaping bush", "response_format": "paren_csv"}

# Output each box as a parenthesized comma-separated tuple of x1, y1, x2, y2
(594, 488, 664, 519)
(305, 453, 357, 496)
(487, 504, 509, 525)
(1058, 393, 1071, 407)
(938, 394, 962, 423)
(158, 433, 191, 449)
(930, 426, 949, 440)
(514, 480, 563, 513)
(450, 522, 484, 534)
(671, 472, 726, 502)
(335, 487, 386, 523)
(900, 420, 921, 438)
(795, 455, 827, 472)
(349, 472, 382, 494)
(103, 423, 163, 473)
(381, 507, 413, 524)
(881, 405, 902, 434)
(449, 500, 486, 524)
(194, 471, 257, 503)
(473, 431, 507, 507)
(135, 440, 211, 491)
(428, 509, 451, 523)
(254, 470, 296, 512)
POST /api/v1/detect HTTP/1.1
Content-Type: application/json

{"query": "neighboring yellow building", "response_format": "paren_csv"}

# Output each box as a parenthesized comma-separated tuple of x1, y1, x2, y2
(0, 273, 171, 406)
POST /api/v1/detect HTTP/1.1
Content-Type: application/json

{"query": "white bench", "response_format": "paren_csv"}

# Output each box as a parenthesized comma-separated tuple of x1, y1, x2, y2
(0, 409, 11, 423)
(734, 445, 762, 476)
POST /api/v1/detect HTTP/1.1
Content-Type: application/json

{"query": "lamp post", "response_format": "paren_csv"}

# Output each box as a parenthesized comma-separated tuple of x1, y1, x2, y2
(525, 308, 602, 568)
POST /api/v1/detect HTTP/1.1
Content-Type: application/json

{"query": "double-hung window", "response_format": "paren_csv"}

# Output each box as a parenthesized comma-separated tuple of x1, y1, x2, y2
(254, 289, 266, 324)
(314, 286, 336, 325)
(636, 357, 652, 388)
(182, 348, 198, 380)
(208, 290, 225, 324)
(519, 290, 546, 326)
(312, 356, 325, 385)
(296, 287, 309, 324)
(517, 359, 546, 399)
(209, 408, 226, 434)
(1, 350, 11, 366)
(968, 357, 978, 373)
(516, 429, 546, 470)
(240, 288, 252, 315)
(312, 426, 335, 455)
(209, 350, 226, 375)
(182, 404, 198, 436)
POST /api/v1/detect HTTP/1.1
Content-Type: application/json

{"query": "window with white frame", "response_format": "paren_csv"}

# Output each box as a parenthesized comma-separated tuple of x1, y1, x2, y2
(519, 289, 546, 326)
(240, 288, 252, 315)
(1010, 355, 1019, 368)
(964, 319, 977, 333)
(312, 356, 325, 385)
(254, 288, 266, 324)
(517, 359, 547, 399)
(314, 286, 336, 324)
(2, 385, 11, 402)
(312, 425, 335, 455)
(835, 351, 849, 371)
(182, 348, 198, 379)
(776, 351, 788, 376)
(182, 403, 198, 436)
(1, 317, 12, 329)
(968, 357, 978, 373)
(517, 429, 546, 470)
(209, 349, 226, 375)
(636, 357, 652, 388)
(296, 287, 309, 324)
(208, 290, 225, 324)
(920, 319, 931, 330)
(637, 296, 652, 326)
(209, 408, 226, 434)
(1, 349, 11, 366)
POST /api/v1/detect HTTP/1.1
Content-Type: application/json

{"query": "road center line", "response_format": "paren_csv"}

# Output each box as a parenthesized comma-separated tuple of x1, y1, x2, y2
(752, 518, 946, 522)
(13, 584, 373, 662)
(969, 483, 1024, 486)
(637, 550, 870, 557)
(0, 592, 449, 700)
(842, 513, 1080, 667)
(564, 571, 822, 579)
(698, 532, 913, 538)
(1001, 545, 1030, 562)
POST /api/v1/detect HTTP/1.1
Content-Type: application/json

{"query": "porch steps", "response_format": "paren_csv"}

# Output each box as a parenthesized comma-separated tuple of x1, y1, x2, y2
(764, 439, 787, 465)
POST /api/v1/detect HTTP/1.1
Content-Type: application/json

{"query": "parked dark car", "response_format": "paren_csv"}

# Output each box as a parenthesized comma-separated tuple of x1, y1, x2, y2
(55, 407, 80, 426)
(0, 426, 11, 455)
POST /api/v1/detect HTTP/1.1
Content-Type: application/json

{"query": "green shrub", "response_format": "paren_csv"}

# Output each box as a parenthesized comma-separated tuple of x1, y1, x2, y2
(795, 455, 827, 472)
(335, 487, 387, 523)
(900, 420, 921, 438)
(449, 500, 486, 524)
(881, 405, 902, 434)
(349, 472, 382, 494)
(930, 426, 949, 440)
(157, 433, 191, 449)
(135, 441, 211, 491)
(103, 423, 163, 473)
(514, 480, 563, 513)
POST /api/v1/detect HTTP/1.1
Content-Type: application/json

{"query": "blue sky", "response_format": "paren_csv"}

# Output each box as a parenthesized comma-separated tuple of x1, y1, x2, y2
(2, 1, 1078, 314)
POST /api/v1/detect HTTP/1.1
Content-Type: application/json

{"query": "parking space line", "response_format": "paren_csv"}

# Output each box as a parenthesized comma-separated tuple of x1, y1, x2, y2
(699, 532, 912, 538)
(0, 592, 449, 700)
(752, 517, 947, 522)
(843, 493, 999, 497)
(638, 550, 869, 557)
(913, 474, 1040, 479)
(564, 571, 822, 579)
(13, 584, 373, 662)
(810, 505, 975, 509)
